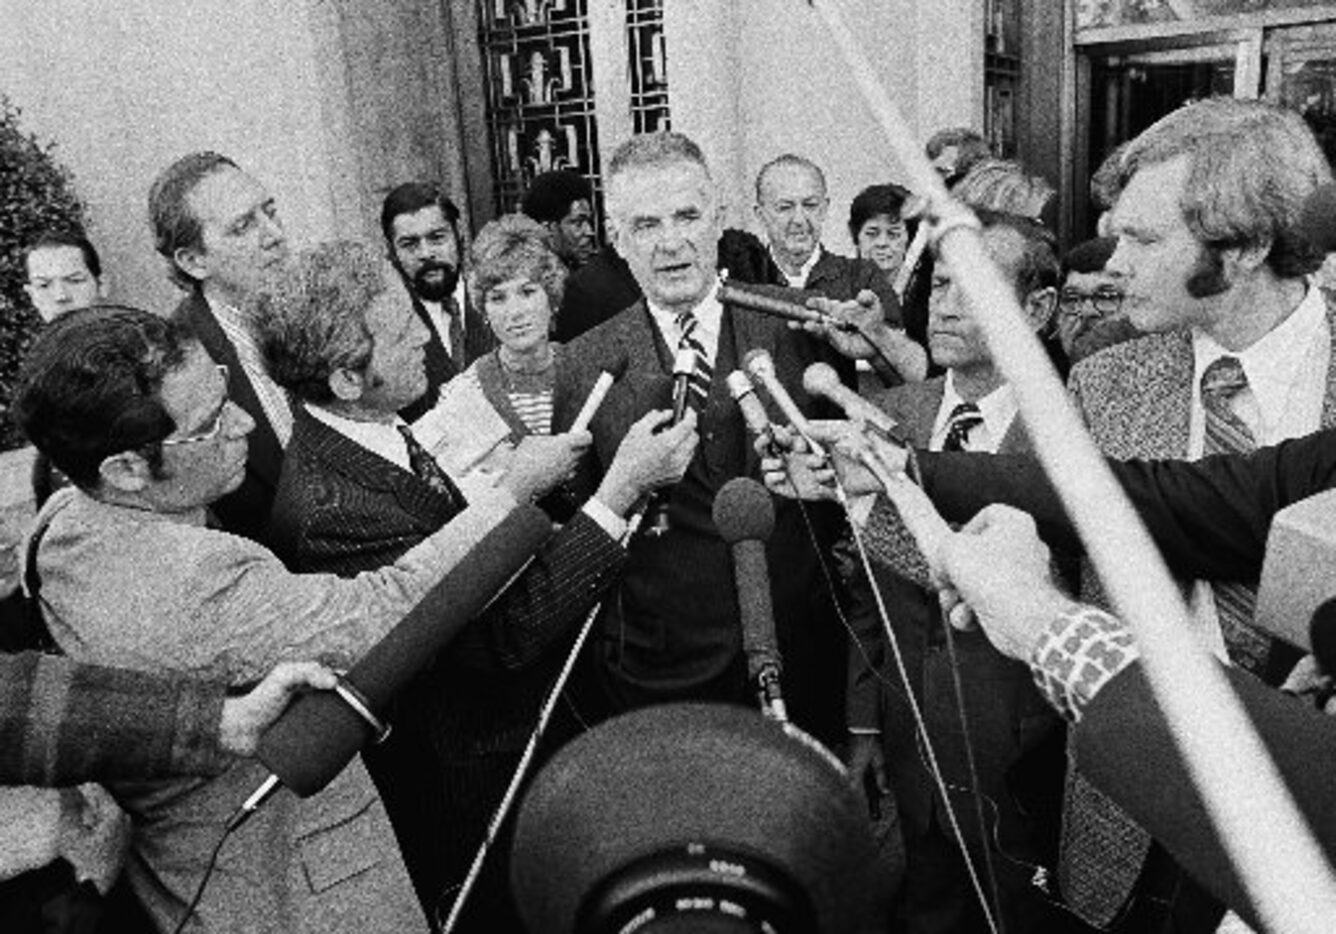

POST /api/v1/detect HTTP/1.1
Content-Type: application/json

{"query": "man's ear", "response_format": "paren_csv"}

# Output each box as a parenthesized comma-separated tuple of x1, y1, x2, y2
(173, 245, 209, 285)
(1221, 238, 1271, 278)
(94, 274, 110, 302)
(1023, 286, 1058, 333)
(98, 451, 152, 493)
(328, 367, 365, 403)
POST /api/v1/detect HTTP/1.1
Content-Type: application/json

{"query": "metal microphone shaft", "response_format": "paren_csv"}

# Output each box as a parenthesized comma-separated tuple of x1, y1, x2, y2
(802, 362, 897, 434)
(742, 349, 823, 456)
(719, 281, 858, 332)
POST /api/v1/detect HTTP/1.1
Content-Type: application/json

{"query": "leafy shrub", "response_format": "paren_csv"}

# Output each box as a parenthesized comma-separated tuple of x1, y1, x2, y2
(0, 96, 86, 451)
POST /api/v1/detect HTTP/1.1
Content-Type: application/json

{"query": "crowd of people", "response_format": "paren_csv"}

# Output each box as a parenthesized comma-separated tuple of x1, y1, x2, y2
(1, 92, 1334, 934)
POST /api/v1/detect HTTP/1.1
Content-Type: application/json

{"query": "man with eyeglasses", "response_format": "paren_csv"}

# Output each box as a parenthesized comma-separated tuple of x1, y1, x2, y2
(11, 304, 556, 933)
(1054, 237, 1138, 369)
(380, 182, 496, 423)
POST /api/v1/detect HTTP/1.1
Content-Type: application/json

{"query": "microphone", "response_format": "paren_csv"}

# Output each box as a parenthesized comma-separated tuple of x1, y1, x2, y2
(570, 371, 615, 433)
(1300, 181, 1336, 253)
(713, 477, 787, 721)
(727, 370, 777, 455)
(801, 362, 897, 434)
(719, 281, 858, 332)
(638, 348, 698, 537)
(254, 504, 554, 798)
(743, 349, 823, 456)
(669, 346, 696, 424)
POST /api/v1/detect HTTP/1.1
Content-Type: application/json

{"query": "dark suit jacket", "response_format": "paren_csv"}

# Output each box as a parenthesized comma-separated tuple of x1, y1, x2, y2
(267, 407, 626, 917)
(1075, 661, 1336, 931)
(851, 378, 1064, 927)
(173, 291, 286, 542)
(399, 288, 496, 424)
(806, 247, 903, 326)
(554, 298, 851, 743)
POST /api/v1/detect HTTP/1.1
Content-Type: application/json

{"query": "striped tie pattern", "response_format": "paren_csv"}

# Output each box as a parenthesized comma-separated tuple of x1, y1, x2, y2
(674, 310, 713, 411)
(397, 423, 467, 513)
(940, 401, 983, 452)
(1201, 355, 1272, 676)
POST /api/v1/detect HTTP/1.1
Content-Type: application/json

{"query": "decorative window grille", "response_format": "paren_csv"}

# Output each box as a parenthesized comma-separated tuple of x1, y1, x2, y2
(476, 0, 669, 221)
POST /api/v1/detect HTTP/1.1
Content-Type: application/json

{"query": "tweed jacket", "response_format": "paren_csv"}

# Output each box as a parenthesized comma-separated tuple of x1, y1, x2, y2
(30, 486, 529, 934)
(1056, 300, 1336, 928)
(399, 289, 496, 424)
(174, 291, 287, 542)
(852, 378, 1062, 861)
(554, 298, 852, 743)
(0, 653, 230, 787)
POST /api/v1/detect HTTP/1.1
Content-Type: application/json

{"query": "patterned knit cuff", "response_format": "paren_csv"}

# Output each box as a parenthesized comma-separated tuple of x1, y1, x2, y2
(1029, 605, 1140, 723)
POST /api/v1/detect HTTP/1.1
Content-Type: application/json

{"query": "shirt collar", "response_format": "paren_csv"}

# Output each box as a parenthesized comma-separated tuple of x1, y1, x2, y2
(771, 245, 823, 288)
(937, 370, 1019, 452)
(1191, 283, 1328, 430)
(305, 403, 411, 472)
(646, 285, 724, 345)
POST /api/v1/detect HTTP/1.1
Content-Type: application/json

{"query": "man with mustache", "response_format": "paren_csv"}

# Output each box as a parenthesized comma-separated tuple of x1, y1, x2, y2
(381, 182, 496, 423)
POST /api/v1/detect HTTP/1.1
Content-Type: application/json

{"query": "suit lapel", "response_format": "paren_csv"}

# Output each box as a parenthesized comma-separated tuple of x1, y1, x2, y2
(295, 408, 458, 528)
(179, 292, 285, 485)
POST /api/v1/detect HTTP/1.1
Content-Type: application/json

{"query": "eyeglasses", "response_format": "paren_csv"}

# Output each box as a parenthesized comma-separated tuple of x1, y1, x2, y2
(1058, 287, 1123, 318)
(161, 365, 232, 448)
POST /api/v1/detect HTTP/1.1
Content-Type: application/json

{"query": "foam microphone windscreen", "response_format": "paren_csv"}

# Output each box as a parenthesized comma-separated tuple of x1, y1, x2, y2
(258, 504, 553, 796)
(1301, 182, 1336, 254)
(1255, 488, 1336, 654)
(713, 478, 779, 678)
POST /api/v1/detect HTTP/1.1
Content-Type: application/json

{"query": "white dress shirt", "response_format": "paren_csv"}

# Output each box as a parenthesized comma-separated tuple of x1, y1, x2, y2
(927, 370, 1020, 454)
(646, 287, 724, 366)
(771, 246, 823, 289)
(305, 403, 627, 539)
(209, 296, 294, 447)
(1185, 284, 1330, 660)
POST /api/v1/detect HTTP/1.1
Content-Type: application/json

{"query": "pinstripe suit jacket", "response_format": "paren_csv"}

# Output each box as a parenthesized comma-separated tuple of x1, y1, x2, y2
(267, 406, 626, 910)
(1061, 302, 1336, 928)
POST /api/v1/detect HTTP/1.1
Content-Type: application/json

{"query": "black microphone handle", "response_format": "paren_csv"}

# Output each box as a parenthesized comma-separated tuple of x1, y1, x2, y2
(731, 538, 782, 681)
(642, 371, 693, 536)
(257, 504, 553, 797)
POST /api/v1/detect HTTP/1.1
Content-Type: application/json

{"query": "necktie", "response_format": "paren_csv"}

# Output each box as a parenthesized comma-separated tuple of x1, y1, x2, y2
(1201, 355, 1271, 676)
(674, 310, 713, 412)
(446, 300, 466, 372)
(397, 424, 466, 512)
(940, 401, 983, 452)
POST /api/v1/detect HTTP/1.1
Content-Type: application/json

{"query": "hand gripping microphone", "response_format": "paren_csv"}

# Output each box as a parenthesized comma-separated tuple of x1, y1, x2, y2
(640, 347, 697, 537)
(713, 477, 787, 722)
(243, 504, 554, 817)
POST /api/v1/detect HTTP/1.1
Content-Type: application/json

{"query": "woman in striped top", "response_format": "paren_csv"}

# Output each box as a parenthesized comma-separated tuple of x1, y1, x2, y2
(459, 213, 567, 438)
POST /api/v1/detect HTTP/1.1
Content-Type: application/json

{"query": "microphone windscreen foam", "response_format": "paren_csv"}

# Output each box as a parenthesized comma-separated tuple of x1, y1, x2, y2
(713, 477, 775, 545)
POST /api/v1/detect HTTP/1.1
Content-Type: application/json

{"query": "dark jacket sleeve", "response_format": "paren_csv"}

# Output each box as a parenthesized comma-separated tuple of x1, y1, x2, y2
(917, 429, 1336, 583)
(0, 652, 229, 786)
(1075, 661, 1336, 928)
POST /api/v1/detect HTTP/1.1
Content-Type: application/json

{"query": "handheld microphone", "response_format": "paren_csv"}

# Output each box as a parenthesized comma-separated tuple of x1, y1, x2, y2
(253, 504, 554, 799)
(639, 348, 698, 537)
(719, 281, 858, 332)
(727, 370, 778, 455)
(743, 349, 824, 456)
(801, 362, 897, 434)
(570, 371, 615, 433)
(713, 477, 786, 722)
